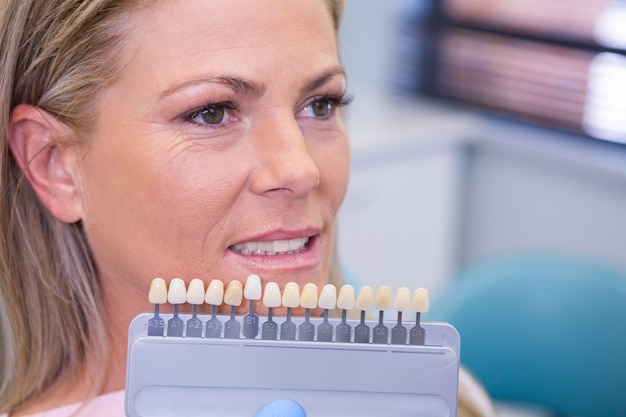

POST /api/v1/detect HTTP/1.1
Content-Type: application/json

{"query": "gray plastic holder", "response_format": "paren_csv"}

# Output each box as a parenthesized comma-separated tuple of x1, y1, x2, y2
(125, 313, 460, 417)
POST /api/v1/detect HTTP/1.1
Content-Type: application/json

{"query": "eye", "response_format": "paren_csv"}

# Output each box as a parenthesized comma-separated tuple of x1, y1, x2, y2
(298, 94, 353, 119)
(183, 102, 239, 126)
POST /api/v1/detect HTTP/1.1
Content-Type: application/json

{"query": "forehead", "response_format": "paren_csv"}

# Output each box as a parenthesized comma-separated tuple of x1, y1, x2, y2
(117, 0, 339, 89)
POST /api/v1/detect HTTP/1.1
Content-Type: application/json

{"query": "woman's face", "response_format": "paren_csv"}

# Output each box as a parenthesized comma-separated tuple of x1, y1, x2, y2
(76, 0, 350, 312)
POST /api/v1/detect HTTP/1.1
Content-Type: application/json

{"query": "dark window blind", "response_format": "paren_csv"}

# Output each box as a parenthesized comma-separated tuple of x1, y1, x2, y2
(401, 0, 626, 144)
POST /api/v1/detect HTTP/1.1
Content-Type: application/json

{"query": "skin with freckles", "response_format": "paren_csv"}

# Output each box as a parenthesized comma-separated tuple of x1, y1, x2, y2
(10, 1, 349, 412)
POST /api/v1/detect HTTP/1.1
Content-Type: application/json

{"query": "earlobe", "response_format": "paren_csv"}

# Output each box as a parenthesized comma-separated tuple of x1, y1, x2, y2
(8, 104, 83, 223)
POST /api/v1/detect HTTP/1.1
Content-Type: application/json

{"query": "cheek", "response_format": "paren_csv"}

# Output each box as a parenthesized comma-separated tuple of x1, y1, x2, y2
(316, 133, 351, 210)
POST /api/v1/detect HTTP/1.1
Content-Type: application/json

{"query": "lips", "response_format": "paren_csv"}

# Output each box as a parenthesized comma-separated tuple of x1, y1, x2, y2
(229, 237, 309, 256)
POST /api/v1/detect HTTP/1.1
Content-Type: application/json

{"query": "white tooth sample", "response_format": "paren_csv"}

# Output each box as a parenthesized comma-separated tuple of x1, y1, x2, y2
(299, 283, 318, 309)
(355, 286, 374, 311)
(186, 278, 205, 305)
(374, 285, 392, 311)
(205, 279, 224, 305)
(224, 280, 243, 306)
(412, 288, 430, 313)
(244, 274, 262, 300)
(393, 287, 411, 312)
(318, 284, 337, 310)
(336, 284, 355, 310)
(282, 282, 300, 308)
(167, 278, 187, 305)
(262, 282, 282, 308)
(149, 278, 168, 304)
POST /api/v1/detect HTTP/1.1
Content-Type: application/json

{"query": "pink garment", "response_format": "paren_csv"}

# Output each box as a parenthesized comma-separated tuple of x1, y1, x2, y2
(4, 390, 125, 417)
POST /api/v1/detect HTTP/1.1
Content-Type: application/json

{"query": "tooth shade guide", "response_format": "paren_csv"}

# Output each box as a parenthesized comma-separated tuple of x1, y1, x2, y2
(317, 284, 337, 342)
(280, 282, 300, 341)
(335, 284, 355, 343)
(166, 278, 186, 337)
(185, 279, 205, 337)
(298, 283, 318, 342)
(391, 287, 411, 345)
(127, 314, 460, 417)
(144, 277, 431, 344)
(243, 275, 262, 339)
(148, 278, 167, 336)
(261, 282, 281, 340)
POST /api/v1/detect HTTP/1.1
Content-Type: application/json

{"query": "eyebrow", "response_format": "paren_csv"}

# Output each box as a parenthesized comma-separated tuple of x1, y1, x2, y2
(159, 75, 265, 99)
(159, 65, 347, 99)
(302, 66, 347, 94)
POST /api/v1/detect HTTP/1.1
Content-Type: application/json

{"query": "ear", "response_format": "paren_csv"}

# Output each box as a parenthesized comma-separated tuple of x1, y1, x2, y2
(8, 104, 83, 223)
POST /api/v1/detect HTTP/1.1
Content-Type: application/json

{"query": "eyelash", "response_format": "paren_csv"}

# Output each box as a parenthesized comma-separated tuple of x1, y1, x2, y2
(181, 92, 354, 128)
(299, 92, 354, 119)
(182, 101, 240, 128)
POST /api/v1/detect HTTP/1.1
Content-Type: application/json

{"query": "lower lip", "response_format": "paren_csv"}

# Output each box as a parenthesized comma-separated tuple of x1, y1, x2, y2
(225, 236, 321, 272)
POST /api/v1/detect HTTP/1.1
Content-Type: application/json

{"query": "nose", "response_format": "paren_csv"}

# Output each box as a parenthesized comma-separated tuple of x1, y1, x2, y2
(249, 111, 320, 198)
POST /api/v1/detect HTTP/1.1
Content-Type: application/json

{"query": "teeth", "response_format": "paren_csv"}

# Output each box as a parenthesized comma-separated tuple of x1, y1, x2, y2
(186, 278, 205, 305)
(262, 282, 282, 308)
(230, 237, 309, 256)
(299, 283, 318, 309)
(282, 282, 300, 308)
(355, 286, 374, 311)
(393, 287, 411, 312)
(149, 278, 168, 304)
(244, 274, 262, 301)
(224, 280, 243, 306)
(375, 286, 392, 311)
(147, 277, 430, 318)
(318, 284, 337, 310)
(205, 279, 224, 305)
(336, 284, 355, 310)
(167, 278, 187, 305)
(412, 288, 429, 313)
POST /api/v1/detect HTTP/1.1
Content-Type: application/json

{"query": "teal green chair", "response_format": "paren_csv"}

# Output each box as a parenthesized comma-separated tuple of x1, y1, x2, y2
(427, 253, 626, 417)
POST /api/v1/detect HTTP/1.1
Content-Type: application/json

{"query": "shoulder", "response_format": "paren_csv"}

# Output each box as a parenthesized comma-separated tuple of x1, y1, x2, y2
(11, 391, 125, 417)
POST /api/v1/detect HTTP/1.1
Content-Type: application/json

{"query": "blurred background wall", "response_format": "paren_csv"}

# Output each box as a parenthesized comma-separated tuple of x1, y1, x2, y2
(335, 2, 626, 415)
(336, 0, 626, 299)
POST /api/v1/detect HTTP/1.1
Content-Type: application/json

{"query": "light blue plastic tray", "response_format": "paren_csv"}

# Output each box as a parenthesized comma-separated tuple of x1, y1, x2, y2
(125, 313, 460, 417)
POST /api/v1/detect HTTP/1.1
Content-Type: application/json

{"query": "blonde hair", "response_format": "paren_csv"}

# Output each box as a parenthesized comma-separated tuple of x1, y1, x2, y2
(0, 0, 346, 414)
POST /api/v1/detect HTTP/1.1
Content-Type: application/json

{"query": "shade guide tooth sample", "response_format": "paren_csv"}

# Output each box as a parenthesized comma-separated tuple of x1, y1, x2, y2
(262, 282, 281, 340)
(410, 288, 429, 345)
(298, 283, 318, 341)
(224, 280, 243, 339)
(263, 282, 282, 308)
(373, 286, 392, 344)
(280, 282, 300, 340)
(317, 284, 337, 342)
(391, 287, 411, 345)
(412, 288, 430, 313)
(149, 278, 168, 304)
(281, 282, 300, 308)
(143, 277, 434, 346)
(167, 278, 186, 337)
(205, 279, 225, 305)
(355, 286, 374, 343)
(185, 278, 205, 337)
(336, 284, 355, 343)
(148, 278, 167, 336)
(243, 274, 262, 339)
(205, 279, 225, 338)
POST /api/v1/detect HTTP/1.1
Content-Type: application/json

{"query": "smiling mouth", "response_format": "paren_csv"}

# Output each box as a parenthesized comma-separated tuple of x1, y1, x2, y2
(229, 237, 310, 256)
